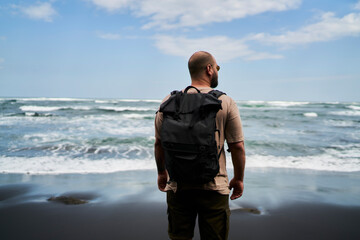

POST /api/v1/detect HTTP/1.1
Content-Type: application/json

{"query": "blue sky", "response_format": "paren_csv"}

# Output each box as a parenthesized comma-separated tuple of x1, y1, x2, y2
(0, 0, 359, 101)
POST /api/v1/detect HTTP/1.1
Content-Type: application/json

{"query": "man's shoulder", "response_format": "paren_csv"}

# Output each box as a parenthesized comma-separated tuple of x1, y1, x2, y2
(160, 87, 235, 104)
(160, 94, 171, 104)
(213, 90, 234, 106)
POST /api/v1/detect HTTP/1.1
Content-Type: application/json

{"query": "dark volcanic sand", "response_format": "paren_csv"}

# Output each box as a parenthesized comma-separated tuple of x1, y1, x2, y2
(1, 193, 360, 240)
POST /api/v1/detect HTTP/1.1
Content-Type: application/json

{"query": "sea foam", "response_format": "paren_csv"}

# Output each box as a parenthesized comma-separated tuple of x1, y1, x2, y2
(235, 154, 360, 172)
(329, 111, 360, 116)
(0, 156, 155, 174)
(20, 105, 92, 112)
(304, 112, 318, 117)
(2, 152, 360, 174)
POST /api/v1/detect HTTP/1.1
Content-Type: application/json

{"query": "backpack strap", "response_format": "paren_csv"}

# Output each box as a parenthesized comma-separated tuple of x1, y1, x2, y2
(174, 91, 182, 119)
(209, 90, 226, 158)
(184, 86, 201, 93)
(208, 90, 226, 99)
(218, 145, 224, 159)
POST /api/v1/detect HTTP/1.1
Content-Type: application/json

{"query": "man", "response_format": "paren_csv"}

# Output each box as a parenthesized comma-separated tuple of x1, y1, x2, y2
(154, 51, 245, 240)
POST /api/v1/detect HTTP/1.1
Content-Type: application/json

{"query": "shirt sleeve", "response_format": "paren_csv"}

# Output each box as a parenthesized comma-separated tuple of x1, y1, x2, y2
(224, 98, 244, 143)
(154, 94, 170, 140)
(154, 110, 163, 140)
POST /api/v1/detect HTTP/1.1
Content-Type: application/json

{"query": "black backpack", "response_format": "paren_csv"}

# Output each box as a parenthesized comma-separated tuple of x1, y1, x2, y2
(159, 86, 225, 184)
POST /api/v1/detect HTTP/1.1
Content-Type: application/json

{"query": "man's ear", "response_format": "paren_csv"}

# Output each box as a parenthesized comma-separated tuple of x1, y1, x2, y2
(205, 64, 213, 76)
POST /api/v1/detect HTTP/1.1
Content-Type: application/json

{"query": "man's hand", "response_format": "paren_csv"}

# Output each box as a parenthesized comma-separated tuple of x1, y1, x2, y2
(229, 178, 244, 200)
(157, 171, 167, 192)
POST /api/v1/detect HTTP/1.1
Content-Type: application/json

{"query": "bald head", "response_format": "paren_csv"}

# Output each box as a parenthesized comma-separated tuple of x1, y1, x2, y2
(188, 51, 215, 79)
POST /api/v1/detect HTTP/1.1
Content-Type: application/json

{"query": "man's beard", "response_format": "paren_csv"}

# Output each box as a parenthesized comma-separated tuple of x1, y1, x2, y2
(210, 72, 218, 88)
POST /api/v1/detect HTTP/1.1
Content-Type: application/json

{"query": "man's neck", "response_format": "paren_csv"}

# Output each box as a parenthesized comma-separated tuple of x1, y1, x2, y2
(191, 79, 211, 88)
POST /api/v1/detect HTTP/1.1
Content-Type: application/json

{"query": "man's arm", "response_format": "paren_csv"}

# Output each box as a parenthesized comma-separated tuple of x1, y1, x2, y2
(228, 141, 246, 200)
(154, 137, 167, 192)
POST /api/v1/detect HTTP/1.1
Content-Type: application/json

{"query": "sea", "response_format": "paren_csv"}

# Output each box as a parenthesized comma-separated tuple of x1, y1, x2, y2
(1, 97, 359, 174)
(0, 97, 360, 206)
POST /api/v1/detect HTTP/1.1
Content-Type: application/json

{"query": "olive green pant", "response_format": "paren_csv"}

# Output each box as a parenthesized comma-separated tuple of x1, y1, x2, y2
(167, 189, 230, 240)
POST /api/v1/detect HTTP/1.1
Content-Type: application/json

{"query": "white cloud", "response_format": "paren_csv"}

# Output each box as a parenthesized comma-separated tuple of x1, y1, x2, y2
(97, 33, 122, 40)
(247, 12, 360, 46)
(20, 2, 57, 22)
(0, 36, 6, 41)
(90, 0, 302, 29)
(154, 35, 283, 62)
(90, 0, 133, 12)
(355, 1, 360, 10)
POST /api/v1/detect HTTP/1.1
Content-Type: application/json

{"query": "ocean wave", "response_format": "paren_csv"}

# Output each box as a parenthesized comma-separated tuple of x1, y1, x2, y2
(0, 156, 155, 174)
(238, 154, 360, 172)
(20, 105, 93, 112)
(238, 100, 310, 108)
(25, 112, 53, 117)
(267, 101, 310, 107)
(19, 105, 155, 113)
(329, 111, 360, 116)
(98, 106, 156, 112)
(12, 140, 154, 157)
(237, 101, 267, 108)
(2, 112, 52, 117)
(324, 119, 355, 127)
(95, 99, 161, 104)
(347, 105, 360, 110)
(16, 97, 93, 102)
(95, 100, 117, 104)
(118, 99, 162, 103)
(303, 112, 318, 117)
(15, 136, 155, 158)
(0, 99, 17, 104)
(23, 132, 69, 143)
(325, 143, 360, 159)
(122, 113, 154, 119)
(86, 136, 155, 146)
(20, 106, 65, 112)
(2, 152, 359, 174)
(91, 124, 154, 136)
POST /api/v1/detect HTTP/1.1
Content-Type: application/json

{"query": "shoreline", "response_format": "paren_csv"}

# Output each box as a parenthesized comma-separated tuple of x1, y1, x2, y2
(1, 167, 360, 206)
(1, 169, 360, 239)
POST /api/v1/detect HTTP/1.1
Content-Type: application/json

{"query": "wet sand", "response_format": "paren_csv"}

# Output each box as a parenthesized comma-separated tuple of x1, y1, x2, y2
(1, 184, 360, 240)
